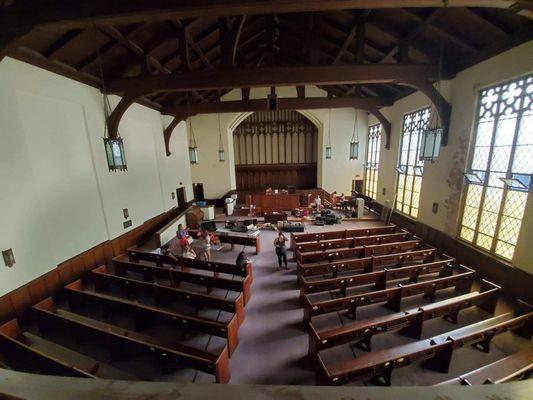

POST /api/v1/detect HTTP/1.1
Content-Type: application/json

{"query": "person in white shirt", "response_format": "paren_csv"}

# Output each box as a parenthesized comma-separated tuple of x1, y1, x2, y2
(315, 195, 322, 211)
(182, 243, 197, 259)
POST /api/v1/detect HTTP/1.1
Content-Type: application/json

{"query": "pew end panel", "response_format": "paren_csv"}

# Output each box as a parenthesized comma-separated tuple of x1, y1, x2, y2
(215, 345, 231, 384)
(454, 265, 476, 294)
(513, 300, 533, 339)
(226, 314, 240, 357)
(0, 318, 22, 339)
(242, 274, 252, 306)
(476, 280, 502, 314)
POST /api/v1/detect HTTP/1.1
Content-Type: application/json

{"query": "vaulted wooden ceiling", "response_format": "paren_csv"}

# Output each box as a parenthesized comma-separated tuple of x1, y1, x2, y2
(3, 2, 531, 112)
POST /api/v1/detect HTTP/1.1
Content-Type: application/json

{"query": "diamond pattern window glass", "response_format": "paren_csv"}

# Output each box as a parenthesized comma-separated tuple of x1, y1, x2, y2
(364, 124, 382, 199)
(395, 107, 431, 218)
(459, 74, 532, 261)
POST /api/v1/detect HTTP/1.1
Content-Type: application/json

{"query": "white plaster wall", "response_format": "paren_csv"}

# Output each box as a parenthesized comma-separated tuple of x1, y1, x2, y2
(186, 85, 366, 198)
(0, 58, 193, 296)
(369, 40, 533, 273)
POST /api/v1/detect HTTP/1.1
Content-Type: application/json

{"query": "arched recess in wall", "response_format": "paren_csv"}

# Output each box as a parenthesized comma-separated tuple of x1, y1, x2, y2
(228, 110, 323, 191)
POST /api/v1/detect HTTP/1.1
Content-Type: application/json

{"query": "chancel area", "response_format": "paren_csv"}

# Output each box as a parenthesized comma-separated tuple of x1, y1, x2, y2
(0, 2, 532, 399)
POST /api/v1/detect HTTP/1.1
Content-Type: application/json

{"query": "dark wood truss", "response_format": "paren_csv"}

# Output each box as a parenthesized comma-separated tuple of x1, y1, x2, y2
(1, 2, 531, 155)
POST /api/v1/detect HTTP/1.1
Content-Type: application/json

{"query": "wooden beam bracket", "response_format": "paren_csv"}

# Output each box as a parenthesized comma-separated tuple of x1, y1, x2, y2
(403, 80, 452, 146)
(163, 114, 191, 156)
(107, 92, 146, 139)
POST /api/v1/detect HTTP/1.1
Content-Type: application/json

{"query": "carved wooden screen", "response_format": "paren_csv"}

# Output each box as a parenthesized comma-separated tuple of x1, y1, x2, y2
(459, 74, 532, 261)
(233, 110, 318, 190)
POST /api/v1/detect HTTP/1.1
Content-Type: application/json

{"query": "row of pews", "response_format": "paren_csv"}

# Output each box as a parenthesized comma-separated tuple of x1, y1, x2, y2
(0, 246, 254, 383)
(291, 225, 533, 386)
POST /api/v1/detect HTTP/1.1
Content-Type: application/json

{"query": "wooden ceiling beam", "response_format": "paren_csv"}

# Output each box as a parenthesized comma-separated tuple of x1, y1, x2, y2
(75, 24, 146, 71)
(402, 9, 478, 53)
(162, 95, 393, 155)
(107, 63, 445, 94)
(379, 8, 445, 63)
(171, 20, 214, 69)
(43, 29, 84, 60)
(3, 1, 527, 34)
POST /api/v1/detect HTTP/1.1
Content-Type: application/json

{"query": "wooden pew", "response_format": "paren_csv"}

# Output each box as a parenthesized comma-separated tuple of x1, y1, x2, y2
(91, 265, 245, 327)
(297, 246, 364, 264)
(291, 225, 397, 252)
(295, 231, 410, 253)
(298, 257, 373, 277)
(317, 311, 532, 386)
(308, 279, 501, 354)
(63, 279, 240, 356)
(113, 255, 252, 305)
(0, 319, 96, 378)
(436, 348, 533, 385)
(298, 258, 456, 297)
(32, 297, 231, 383)
(297, 239, 423, 266)
(372, 248, 438, 269)
(127, 247, 253, 280)
(297, 248, 437, 278)
(363, 239, 423, 257)
(189, 229, 261, 255)
(303, 265, 475, 322)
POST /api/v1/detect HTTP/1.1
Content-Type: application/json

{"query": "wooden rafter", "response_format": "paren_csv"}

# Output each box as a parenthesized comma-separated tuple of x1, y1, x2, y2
(379, 8, 446, 63)
(2, 1, 528, 43)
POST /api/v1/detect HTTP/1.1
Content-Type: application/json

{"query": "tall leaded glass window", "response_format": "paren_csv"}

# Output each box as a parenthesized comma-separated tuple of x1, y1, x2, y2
(364, 124, 382, 198)
(459, 74, 532, 261)
(395, 107, 431, 218)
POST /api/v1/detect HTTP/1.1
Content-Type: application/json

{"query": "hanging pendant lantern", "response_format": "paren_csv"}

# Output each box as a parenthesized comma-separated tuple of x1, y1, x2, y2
(98, 46, 127, 172)
(188, 119, 199, 164)
(420, 119, 443, 162)
(420, 41, 445, 163)
(349, 111, 359, 160)
(104, 137, 127, 172)
(326, 109, 332, 159)
(217, 114, 225, 162)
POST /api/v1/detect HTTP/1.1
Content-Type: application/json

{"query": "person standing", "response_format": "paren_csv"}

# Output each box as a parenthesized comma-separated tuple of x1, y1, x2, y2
(315, 195, 322, 212)
(274, 232, 289, 270)
(198, 230, 211, 261)
(182, 243, 197, 259)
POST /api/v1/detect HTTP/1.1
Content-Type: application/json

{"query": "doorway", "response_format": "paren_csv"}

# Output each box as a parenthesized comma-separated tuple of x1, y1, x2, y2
(193, 183, 205, 201)
(176, 187, 187, 211)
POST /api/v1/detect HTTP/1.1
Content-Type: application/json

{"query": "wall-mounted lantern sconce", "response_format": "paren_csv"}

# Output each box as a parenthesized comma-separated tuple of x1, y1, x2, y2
(2, 249, 15, 268)
(123, 208, 129, 219)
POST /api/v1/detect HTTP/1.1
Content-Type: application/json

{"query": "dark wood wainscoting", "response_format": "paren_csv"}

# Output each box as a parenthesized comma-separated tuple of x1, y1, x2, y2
(235, 163, 317, 191)
(364, 198, 533, 304)
(0, 207, 182, 325)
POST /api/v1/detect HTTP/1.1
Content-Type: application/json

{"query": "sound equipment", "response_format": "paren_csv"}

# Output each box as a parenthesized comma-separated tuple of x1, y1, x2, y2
(200, 220, 217, 231)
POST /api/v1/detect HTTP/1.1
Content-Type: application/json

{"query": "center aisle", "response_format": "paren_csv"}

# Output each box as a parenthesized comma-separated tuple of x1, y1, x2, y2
(220, 228, 314, 384)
